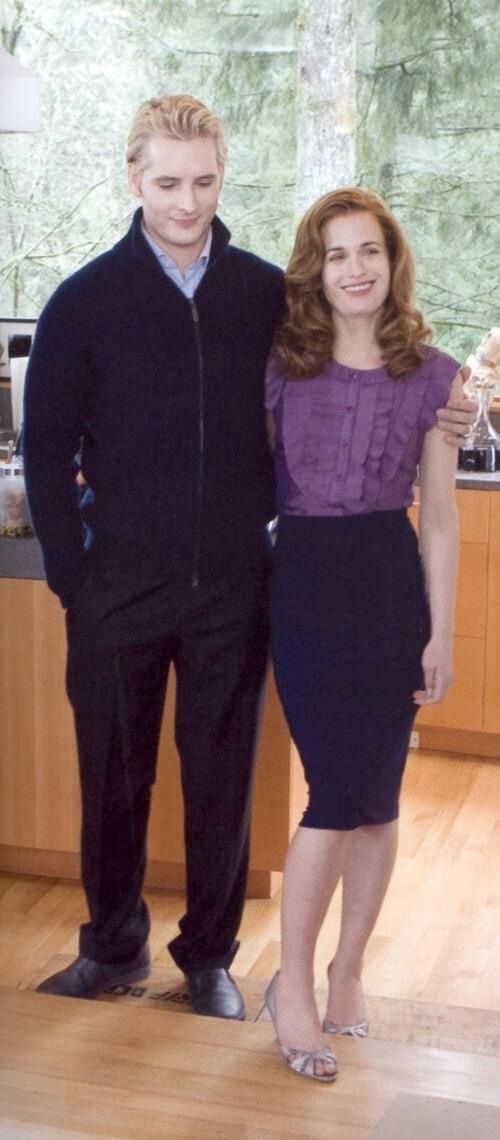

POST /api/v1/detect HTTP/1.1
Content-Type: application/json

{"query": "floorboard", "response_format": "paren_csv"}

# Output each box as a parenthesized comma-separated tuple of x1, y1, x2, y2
(1, 988, 500, 1140)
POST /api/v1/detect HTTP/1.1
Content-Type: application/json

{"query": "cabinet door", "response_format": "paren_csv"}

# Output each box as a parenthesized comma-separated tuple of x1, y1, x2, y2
(0, 577, 295, 875)
(411, 489, 488, 732)
(410, 487, 489, 543)
(410, 491, 488, 638)
(0, 579, 81, 851)
(484, 495, 500, 732)
(416, 636, 484, 731)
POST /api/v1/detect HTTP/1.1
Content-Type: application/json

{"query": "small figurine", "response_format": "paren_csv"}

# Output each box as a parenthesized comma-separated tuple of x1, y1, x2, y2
(459, 327, 500, 471)
(465, 326, 500, 394)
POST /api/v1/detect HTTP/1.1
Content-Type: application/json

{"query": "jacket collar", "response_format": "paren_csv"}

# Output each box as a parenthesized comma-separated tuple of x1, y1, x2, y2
(128, 207, 231, 269)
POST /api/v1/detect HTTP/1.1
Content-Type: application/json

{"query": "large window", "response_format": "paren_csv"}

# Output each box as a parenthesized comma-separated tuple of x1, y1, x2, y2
(2, 0, 499, 366)
(356, 0, 500, 362)
(0, 0, 297, 317)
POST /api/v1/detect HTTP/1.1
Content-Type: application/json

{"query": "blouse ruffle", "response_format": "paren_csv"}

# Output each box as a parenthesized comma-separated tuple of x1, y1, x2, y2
(266, 347, 460, 515)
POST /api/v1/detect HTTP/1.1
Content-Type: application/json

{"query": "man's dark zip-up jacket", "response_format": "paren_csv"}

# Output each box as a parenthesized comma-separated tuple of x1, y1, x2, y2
(23, 210, 285, 607)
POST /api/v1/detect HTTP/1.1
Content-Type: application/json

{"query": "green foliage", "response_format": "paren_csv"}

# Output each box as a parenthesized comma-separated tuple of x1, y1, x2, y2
(4, 0, 497, 363)
(0, 0, 297, 315)
(356, 0, 500, 363)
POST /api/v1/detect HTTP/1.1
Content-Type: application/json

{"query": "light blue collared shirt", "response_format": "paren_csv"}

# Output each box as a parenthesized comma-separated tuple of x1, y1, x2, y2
(142, 223, 212, 299)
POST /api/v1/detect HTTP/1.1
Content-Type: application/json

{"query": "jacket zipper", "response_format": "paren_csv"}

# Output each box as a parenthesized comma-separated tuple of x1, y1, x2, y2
(190, 297, 204, 589)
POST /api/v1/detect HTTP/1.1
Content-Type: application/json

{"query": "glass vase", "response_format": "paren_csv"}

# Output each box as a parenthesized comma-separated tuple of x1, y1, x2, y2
(458, 387, 500, 472)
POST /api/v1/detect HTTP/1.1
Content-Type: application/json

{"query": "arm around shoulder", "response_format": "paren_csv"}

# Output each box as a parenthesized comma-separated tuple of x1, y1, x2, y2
(436, 365, 475, 444)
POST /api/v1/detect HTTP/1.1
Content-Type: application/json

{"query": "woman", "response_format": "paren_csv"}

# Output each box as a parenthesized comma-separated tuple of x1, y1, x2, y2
(264, 187, 462, 1082)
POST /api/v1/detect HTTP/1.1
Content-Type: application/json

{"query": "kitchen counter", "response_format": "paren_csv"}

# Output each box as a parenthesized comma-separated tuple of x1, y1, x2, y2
(0, 534, 44, 578)
(455, 470, 500, 491)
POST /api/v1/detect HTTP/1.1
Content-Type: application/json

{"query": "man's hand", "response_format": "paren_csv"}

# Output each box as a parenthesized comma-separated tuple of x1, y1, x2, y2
(436, 366, 475, 445)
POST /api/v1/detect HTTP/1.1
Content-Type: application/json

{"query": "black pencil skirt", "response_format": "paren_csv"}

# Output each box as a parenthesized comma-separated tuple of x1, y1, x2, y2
(271, 510, 430, 830)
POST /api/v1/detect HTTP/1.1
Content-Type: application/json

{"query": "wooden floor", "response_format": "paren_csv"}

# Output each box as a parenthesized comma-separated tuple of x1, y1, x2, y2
(2, 986, 500, 1140)
(1, 748, 500, 1138)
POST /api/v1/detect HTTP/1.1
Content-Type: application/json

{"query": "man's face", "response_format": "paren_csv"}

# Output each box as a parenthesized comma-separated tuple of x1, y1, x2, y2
(128, 135, 223, 269)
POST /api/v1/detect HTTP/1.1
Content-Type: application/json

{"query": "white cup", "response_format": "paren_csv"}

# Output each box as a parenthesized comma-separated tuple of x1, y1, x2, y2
(10, 356, 28, 433)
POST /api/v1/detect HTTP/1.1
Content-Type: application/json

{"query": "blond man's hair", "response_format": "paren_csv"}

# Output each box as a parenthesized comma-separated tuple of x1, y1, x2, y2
(127, 93, 227, 173)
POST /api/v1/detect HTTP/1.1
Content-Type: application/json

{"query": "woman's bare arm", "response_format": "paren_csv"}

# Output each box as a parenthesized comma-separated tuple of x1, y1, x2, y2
(413, 375, 461, 705)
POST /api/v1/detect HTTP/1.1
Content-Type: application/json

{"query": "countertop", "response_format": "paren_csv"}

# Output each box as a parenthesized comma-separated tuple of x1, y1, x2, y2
(0, 535, 45, 579)
(455, 470, 500, 491)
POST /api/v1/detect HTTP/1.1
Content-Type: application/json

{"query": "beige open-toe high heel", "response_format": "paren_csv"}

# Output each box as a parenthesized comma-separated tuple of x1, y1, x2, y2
(323, 962, 369, 1038)
(322, 1016, 369, 1037)
(264, 971, 338, 1082)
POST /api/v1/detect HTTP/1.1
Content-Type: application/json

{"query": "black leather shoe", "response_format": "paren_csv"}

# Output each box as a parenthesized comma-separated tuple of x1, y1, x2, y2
(35, 946, 150, 998)
(186, 967, 246, 1020)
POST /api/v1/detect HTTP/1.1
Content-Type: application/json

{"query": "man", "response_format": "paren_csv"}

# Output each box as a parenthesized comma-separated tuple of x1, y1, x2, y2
(23, 94, 473, 1019)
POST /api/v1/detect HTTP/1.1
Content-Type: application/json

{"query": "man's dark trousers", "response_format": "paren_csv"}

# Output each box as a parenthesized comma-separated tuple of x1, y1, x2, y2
(65, 559, 271, 973)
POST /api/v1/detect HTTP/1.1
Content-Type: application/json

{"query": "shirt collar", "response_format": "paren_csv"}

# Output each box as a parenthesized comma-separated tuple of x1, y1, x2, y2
(141, 223, 212, 273)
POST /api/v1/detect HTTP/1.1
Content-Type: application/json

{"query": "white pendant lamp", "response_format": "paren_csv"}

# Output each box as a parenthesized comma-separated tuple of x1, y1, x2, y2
(0, 44, 41, 133)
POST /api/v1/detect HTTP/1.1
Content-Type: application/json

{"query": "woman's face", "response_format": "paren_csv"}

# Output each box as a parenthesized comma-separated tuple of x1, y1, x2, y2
(321, 211, 391, 321)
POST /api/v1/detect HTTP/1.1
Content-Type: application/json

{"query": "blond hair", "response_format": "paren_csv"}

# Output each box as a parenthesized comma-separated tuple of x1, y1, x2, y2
(275, 186, 432, 380)
(127, 93, 227, 173)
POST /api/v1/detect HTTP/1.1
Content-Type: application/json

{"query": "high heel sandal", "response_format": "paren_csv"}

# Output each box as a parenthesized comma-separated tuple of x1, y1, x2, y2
(322, 1017, 369, 1037)
(323, 962, 369, 1038)
(264, 971, 338, 1082)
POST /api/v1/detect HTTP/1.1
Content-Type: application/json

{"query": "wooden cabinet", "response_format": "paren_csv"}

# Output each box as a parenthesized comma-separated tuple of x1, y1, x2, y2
(484, 494, 500, 734)
(409, 489, 500, 756)
(1, 486, 499, 890)
(0, 578, 306, 895)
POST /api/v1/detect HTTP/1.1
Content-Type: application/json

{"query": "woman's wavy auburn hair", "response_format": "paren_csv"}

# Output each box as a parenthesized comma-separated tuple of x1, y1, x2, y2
(274, 186, 432, 380)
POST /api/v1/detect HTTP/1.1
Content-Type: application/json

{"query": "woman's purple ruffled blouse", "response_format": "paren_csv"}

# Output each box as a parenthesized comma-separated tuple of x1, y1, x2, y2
(266, 347, 460, 517)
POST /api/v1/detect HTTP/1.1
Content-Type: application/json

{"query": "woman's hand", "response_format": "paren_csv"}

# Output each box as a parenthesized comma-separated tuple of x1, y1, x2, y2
(413, 635, 454, 705)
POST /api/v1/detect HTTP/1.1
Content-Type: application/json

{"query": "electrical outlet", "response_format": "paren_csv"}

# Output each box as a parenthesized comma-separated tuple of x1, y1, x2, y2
(410, 731, 420, 749)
